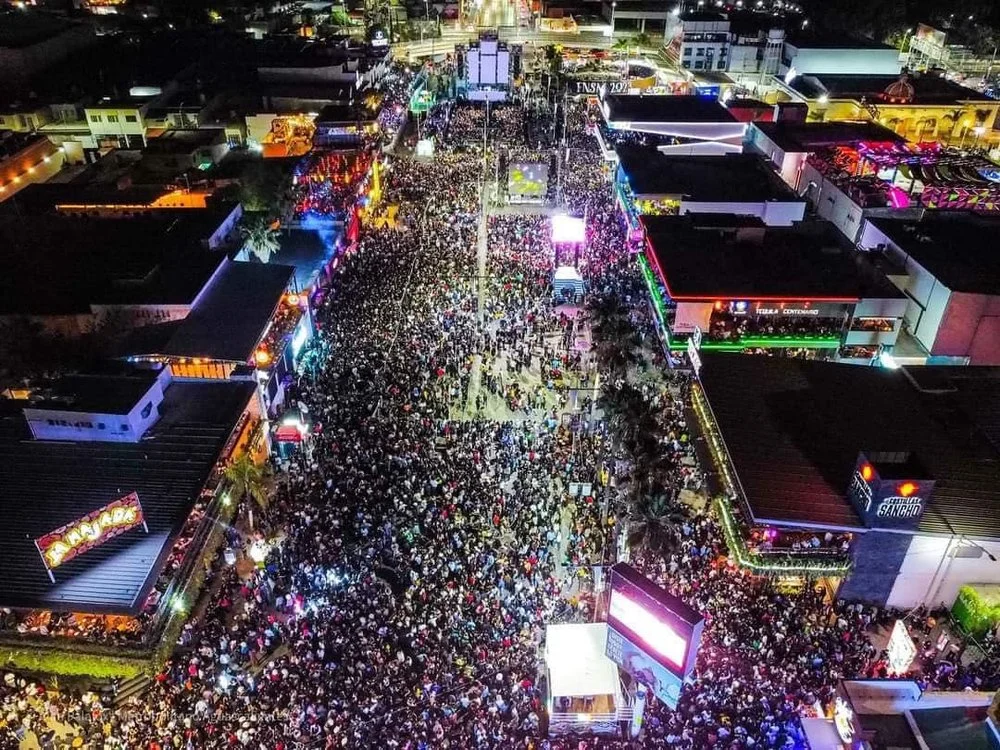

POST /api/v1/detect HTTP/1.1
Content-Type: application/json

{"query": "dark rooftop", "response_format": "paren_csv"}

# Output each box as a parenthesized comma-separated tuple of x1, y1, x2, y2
(0, 212, 230, 315)
(679, 11, 727, 22)
(30, 372, 159, 415)
(868, 213, 1000, 295)
(676, 213, 767, 229)
(752, 120, 906, 153)
(603, 94, 737, 124)
(698, 355, 1000, 537)
(785, 31, 893, 50)
(643, 216, 903, 301)
(161, 260, 294, 362)
(4, 183, 170, 213)
(725, 97, 771, 110)
(618, 146, 799, 202)
(0, 379, 255, 613)
(790, 72, 990, 104)
(910, 706, 992, 750)
(0, 11, 73, 49)
(276, 228, 338, 290)
(143, 129, 226, 155)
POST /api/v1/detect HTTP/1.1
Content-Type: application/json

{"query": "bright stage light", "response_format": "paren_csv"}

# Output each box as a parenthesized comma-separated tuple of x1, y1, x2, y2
(551, 215, 586, 244)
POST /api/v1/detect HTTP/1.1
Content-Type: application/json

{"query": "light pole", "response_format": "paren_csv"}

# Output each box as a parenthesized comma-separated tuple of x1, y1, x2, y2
(609, 1, 616, 47)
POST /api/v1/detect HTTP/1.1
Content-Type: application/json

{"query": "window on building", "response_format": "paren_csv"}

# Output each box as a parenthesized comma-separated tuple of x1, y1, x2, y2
(121, 424, 130, 432)
(140, 401, 153, 419)
(696, 47, 705, 56)
(125, 115, 137, 123)
(682, 47, 692, 56)
(718, 61, 726, 69)
(107, 114, 119, 123)
(98, 422, 106, 430)
(89, 114, 101, 122)
(694, 61, 704, 69)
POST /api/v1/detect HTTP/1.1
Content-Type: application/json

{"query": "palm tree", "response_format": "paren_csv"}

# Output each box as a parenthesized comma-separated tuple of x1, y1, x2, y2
(598, 381, 647, 445)
(240, 216, 281, 264)
(223, 453, 270, 530)
(592, 297, 642, 378)
(626, 487, 687, 555)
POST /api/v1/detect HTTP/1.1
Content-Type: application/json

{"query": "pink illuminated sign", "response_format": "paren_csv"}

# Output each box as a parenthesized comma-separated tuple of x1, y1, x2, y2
(609, 589, 687, 669)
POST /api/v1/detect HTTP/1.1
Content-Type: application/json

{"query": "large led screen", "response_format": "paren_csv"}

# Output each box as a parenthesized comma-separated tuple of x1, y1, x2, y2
(605, 563, 705, 680)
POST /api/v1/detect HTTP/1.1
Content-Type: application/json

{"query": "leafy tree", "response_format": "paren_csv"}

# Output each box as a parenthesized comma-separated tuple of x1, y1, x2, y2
(223, 453, 270, 530)
(238, 160, 292, 215)
(330, 5, 352, 26)
(240, 216, 282, 264)
(592, 297, 642, 379)
(626, 492, 684, 555)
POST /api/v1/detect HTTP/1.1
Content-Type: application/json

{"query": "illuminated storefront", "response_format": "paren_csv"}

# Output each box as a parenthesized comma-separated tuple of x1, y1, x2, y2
(694, 353, 1000, 607)
(638, 215, 906, 359)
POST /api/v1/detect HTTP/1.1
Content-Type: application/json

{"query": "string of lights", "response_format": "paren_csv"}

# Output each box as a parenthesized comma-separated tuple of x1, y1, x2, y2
(0, 144, 66, 194)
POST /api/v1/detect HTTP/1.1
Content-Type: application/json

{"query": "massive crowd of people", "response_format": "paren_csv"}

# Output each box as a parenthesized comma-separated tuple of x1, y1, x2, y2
(3, 81, 1000, 750)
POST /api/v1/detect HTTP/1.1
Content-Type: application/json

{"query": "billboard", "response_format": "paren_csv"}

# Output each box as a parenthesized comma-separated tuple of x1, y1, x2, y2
(605, 563, 705, 686)
(606, 625, 685, 708)
(509, 162, 549, 199)
(35, 492, 147, 573)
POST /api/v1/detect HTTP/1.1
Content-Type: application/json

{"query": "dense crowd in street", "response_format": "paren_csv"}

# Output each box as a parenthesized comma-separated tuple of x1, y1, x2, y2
(4, 82, 1000, 750)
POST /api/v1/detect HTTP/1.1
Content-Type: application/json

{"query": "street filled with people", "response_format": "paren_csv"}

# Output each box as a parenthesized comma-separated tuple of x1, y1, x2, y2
(4, 80, 1000, 750)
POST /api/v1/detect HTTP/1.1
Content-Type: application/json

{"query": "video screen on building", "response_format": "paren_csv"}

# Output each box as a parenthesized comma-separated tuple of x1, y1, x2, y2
(605, 563, 705, 680)
(508, 162, 549, 199)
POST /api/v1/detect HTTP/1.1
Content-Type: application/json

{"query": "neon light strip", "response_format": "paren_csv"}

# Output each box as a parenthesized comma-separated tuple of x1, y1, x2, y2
(715, 496, 852, 576)
(638, 254, 670, 335)
(668, 336, 841, 351)
(608, 590, 687, 669)
(692, 385, 852, 575)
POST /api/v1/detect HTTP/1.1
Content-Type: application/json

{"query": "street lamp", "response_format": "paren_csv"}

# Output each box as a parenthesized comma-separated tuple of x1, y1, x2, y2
(609, 1, 616, 46)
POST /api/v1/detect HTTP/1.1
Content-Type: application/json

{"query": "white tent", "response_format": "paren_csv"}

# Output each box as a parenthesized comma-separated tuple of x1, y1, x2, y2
(545, 623, 621, 699)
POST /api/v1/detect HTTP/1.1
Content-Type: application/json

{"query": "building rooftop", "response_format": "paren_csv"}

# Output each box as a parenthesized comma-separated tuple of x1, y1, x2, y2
(0, 213, 228, 315)
(0, 32, 198, 108)
(643, 216, 903, 301)
(0, 11, 73, 49)
(160, 260, 295, 363)
(909, 706, 993, 750)
(0, 378, 255, 613)
(675, 213, 768, 228)
(698, 355, 1000, 537)
(0, 132, 48, 161)
(868, 214, 1000, 295)
(29, 372, 160, 415)
(790, 72, 990, 104)
(603, 95, 737, 124)
(752, 120, 906, 153)
(785, 31, 893, 50)
(618, 146, 798, 202)
(143, 129, 226, 155)
(5, 183, 188, 213)
(679, 11, 727, 23)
